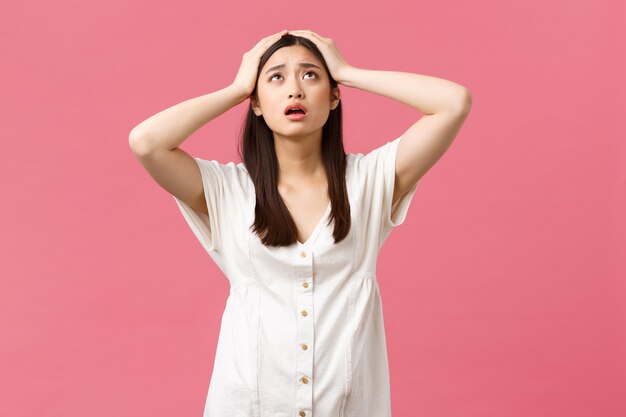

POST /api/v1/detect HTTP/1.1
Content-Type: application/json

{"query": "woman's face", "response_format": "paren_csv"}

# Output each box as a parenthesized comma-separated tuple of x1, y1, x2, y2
(252, 45, 340, 139)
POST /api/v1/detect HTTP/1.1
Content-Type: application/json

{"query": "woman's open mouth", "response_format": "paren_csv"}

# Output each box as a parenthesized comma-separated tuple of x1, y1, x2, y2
(285, 109, 307, 121)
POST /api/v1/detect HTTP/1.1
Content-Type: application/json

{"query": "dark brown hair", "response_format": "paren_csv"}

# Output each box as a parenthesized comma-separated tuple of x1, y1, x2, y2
(237, 34, 351, 248)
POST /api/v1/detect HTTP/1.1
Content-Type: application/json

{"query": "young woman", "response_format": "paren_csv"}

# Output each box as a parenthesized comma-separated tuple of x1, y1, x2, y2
(129, 29, 471, 417)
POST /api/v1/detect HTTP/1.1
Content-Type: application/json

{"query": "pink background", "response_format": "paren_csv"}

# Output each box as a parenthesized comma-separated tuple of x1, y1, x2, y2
(1, 1, 624, 416)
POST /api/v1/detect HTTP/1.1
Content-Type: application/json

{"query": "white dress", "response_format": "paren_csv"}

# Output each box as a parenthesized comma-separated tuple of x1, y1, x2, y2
(173, 135, 419, 417)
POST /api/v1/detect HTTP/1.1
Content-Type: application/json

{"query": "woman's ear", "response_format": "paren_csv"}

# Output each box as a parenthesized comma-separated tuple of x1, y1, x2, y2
(250, 95, 263, 116)
(330, 87, 341, 110)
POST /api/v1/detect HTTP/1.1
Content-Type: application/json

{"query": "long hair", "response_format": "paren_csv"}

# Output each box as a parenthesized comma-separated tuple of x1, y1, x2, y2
(238, 34, 351, 248)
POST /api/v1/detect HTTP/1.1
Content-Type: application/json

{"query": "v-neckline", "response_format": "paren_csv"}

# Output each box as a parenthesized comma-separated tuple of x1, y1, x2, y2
(296, 201, 332, 247)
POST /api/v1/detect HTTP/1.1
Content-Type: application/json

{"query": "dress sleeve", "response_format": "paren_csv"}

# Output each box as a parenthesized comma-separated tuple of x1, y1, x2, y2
(172, 157, 226, 255)
(357, 135, 419, 243)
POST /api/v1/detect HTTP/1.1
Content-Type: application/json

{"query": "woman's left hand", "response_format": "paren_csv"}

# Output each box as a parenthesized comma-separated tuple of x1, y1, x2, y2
(287, 29, 352, 84)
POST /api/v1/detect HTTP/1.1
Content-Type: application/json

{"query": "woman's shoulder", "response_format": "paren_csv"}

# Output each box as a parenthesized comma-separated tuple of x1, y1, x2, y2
(347, 136, 403, 162)
(193, 158, 253, 198)
(194, 157, 249, 177)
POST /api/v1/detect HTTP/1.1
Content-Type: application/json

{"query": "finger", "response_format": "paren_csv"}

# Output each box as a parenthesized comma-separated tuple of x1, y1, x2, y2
(271, 29, 288, 38)
(252, 30, 288, 51)
(288, 30, 313, 40)
(291, 29, 321, 37)
(289, 30, 325, 43)
(257, 30, 287, 45)
(260, 31, 286, 45)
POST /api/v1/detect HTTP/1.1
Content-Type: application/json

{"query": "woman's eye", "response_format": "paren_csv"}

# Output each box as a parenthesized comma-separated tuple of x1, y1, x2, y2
(269, 71, 318, 81)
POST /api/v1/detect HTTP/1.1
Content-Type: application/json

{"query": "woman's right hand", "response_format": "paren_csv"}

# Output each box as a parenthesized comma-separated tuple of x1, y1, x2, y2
(231, 30, 289, 99)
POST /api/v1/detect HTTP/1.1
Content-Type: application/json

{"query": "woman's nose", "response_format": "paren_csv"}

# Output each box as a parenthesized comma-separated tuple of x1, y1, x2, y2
(287, 77, 304, 98)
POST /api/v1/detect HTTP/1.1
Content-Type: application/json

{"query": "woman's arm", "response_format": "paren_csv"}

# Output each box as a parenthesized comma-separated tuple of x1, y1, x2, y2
(129, 31, 289, 154)
(337, 66, 471, 114)
(338, 66, 472, 207)
(126, 83, 248, 217)
(283, 30, 472, 214)
(128, 84, 248, 154)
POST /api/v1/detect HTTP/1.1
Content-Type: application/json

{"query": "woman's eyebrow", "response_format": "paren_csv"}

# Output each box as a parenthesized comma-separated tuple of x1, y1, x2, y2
(264, 62, 321, 74)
